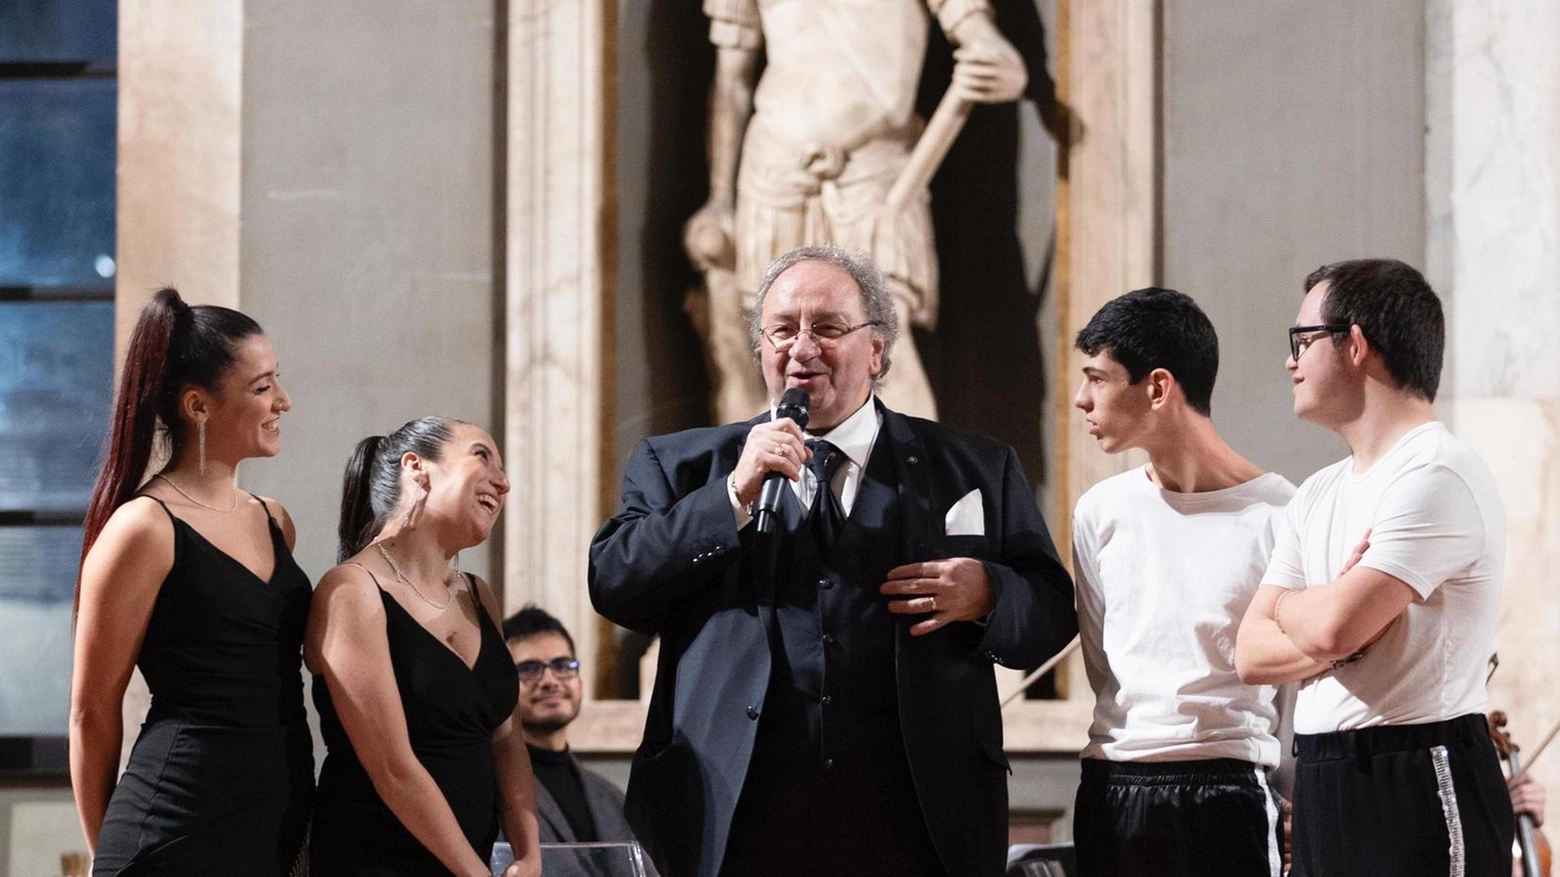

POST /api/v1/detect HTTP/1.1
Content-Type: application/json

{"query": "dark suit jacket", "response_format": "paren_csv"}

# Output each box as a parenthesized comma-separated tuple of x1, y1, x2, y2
(535, 755, 659, 877)
(588, 403, 1076, 877)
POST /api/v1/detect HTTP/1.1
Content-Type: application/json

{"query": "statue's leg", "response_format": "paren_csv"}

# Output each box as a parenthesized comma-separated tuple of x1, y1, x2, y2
(877, 282, 938, 420)
(706, 267, 769, 422)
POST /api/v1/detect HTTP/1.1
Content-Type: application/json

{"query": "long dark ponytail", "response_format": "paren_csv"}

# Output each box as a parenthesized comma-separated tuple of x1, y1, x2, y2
(79, 289, 263, 592)
(337, 417, 463, 562)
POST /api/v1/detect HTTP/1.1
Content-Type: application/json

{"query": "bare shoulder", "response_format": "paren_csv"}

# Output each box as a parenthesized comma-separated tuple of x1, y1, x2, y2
(253, 494, 298, 550)
(78, 497, 177, 611)
(92, 496, 175, 562)
(304, 561, 391, 674)
(105, 493, 173, 532)
(313, 562, 388, 620)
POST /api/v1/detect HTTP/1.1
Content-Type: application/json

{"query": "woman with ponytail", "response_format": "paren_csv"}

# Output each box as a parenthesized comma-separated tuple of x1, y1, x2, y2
(305, 417, 541, 877)
(70, 289, 313, 875)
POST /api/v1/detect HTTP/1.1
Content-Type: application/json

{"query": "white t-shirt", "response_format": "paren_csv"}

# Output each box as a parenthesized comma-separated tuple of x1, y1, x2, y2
(1074, 466, 1296, 767)
(1263, 421, 1505, 735)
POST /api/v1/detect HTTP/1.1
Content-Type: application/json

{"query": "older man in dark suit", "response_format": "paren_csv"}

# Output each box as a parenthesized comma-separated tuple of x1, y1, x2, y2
(589, 245, 1076, 877)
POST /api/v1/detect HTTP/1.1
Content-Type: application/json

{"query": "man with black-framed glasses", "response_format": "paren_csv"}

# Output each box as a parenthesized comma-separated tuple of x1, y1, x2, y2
(1236, 258, 1513, 876)
(501, 605, 653, 870)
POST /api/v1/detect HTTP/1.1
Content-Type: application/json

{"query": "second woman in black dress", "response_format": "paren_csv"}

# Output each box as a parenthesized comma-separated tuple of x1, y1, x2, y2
(305, 416, 541, 877)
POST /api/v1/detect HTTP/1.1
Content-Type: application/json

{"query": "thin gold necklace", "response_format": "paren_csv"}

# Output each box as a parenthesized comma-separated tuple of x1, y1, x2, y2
(155, 473, 239, 512)
(374, 541, 454, 611)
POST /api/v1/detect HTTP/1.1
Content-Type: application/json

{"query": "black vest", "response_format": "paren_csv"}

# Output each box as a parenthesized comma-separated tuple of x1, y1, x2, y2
(750, 433, 915, 785)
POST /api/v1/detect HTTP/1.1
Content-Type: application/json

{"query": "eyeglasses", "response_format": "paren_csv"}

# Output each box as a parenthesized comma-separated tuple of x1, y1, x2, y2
(761, 320, 881, 351)
(1288, 324, 1349, 362)
(515, 657, 580, 682)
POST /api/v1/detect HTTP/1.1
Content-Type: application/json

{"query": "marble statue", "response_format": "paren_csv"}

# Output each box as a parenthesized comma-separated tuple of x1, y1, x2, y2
(684, 0, 1030, 422)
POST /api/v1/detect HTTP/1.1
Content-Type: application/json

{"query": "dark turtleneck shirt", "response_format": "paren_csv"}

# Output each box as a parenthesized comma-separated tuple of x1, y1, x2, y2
(528, 744, 598, 842)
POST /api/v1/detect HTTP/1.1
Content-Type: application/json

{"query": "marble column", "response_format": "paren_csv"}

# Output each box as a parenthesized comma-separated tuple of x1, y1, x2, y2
(1055, 0, 1157, 533)
(116, 0, 242, 345)
(1427, 0, 1560, 797)
(1001, 0, 1157, 749)
(502, 0, 615, 691)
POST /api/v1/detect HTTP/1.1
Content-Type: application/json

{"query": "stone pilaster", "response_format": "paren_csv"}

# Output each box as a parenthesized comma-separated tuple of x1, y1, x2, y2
(116, 0, 242, 345)
(1428, 0, 1560, 797)
(503, 0, 615, 689)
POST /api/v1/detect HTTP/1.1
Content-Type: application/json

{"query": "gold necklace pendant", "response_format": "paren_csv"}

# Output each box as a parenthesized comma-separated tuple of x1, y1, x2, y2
(156, 473, 239, 512)
(374, 541, 454, 611)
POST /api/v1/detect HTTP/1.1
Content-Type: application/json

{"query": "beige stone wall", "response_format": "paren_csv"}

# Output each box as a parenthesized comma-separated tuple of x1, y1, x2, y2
(1160, 0, 1424, 485)
(237, 0, 501, 584)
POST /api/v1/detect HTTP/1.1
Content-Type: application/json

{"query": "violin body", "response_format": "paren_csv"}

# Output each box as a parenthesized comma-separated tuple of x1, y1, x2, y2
(1489, 711, 1553, 877)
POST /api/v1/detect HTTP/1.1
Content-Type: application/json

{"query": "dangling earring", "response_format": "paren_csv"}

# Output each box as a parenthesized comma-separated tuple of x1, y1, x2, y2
(408, 474, 431, 531)
(198, 418, 207, 476)
(401, 487, 426, 532)
(451, 551, 461, 584)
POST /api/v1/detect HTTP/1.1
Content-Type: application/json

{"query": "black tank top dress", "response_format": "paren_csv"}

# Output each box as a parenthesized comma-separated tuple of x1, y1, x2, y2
(309, 570, 519, 876)
(92, 496, 314, 876)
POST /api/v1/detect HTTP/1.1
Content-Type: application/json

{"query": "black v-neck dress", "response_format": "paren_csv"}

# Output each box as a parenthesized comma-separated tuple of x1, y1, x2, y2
(309, 569, 519, 875)
(93, 496, 314, 876)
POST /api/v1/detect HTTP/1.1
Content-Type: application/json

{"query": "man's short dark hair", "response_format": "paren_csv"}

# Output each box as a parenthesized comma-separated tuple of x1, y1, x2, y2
(502, 604, 576, 655)
(1303, 259, 1444, 402)
(1074, 287, 1219, 416)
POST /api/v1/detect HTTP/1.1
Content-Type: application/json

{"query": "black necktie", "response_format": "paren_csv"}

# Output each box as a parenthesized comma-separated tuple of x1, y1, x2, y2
(805, 439, 847, 555)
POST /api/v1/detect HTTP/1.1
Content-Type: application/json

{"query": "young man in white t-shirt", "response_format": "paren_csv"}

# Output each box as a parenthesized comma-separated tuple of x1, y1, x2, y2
(1071, 288, 1294, 877)
(1235, 258, 1513, 876)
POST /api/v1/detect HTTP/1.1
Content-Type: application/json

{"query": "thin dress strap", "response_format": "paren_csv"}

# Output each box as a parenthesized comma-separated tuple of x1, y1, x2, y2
(130, 494, 180, 565)
(134, 493, 177, 523)
(341, 561, 384, 591)
(464, 572, 498, 629)
(248, 493, 279, 528)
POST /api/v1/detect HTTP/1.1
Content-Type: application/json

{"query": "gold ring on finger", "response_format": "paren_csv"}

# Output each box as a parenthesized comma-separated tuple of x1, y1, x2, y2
(928, 595, 938, 612)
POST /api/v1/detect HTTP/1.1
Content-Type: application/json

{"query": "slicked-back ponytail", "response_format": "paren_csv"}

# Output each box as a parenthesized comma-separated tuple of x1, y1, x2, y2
(78, 288, 263, 612)
(338, 435, 385, 563)
(81, 289, 185, 569)
(335, 417, 463, 562)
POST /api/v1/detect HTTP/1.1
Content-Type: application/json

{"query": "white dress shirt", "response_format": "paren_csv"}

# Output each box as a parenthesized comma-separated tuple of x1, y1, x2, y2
(730, 394, 882, 528)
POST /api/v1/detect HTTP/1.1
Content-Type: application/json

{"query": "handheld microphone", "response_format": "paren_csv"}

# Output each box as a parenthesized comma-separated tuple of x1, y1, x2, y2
(755, 388, 810, 535)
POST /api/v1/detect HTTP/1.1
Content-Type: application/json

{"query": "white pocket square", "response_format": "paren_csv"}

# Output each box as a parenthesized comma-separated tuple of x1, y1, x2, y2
(944, 489, 985, 536)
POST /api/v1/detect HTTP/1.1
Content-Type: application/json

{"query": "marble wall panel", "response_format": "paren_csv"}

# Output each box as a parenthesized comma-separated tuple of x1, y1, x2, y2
(1434, 2, 1560, 399)
(5, 797, 82, 877)
(1430, 0, 1560, 804)
(1449, 397, 1560, 807)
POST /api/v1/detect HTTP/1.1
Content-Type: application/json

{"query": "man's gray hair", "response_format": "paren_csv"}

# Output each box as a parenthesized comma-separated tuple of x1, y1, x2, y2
(749, 244, 899, 381)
